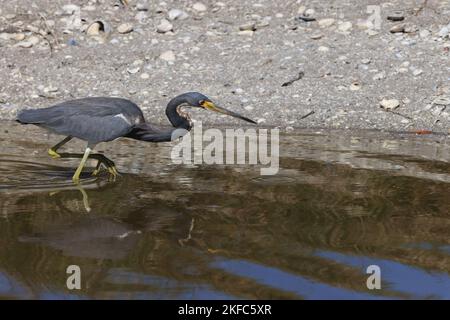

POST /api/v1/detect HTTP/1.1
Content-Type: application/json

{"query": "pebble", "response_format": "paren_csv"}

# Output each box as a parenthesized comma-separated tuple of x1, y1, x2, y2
(387, 11, 405, 21)
(318, 46, 329, 52)
(168, 9, 189, 21)
(412, 69, 423, 76)
(380, 99, 400, 110)
(140, 73, 150, 79)
(432, 97, 450, 105)
(192, 2, 207, 12)
(160, 50, 176, 62)
(304, 9, 315, 17)
(239, 22, 256, 32)
(136, 3, 149, 11)
(117, 23, 133, 34)
(349, 82, 361, 91)
(127, 67, 140, 74)
(361, 58, 371, 64)
(438, 25, 449, 38)
(310, 33, 323, 40)
(13, 33, 26, 41)
(318, 18, 335, 28)
(16, 36, 40, 48)
(157, 19, 173, 33)
(390, 24, 405, 33)
(86, 22, 103, 36)
(238, 30, 254, 36)
(338, 21, 352, 32)
(43, 86, 58, 93)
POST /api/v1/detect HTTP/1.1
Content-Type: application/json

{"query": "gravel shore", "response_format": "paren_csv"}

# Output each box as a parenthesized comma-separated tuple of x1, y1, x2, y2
(0, 0, 449, 133)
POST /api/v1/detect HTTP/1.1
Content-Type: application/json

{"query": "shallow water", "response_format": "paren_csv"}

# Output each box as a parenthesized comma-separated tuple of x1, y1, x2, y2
(0, 122, 449, 299)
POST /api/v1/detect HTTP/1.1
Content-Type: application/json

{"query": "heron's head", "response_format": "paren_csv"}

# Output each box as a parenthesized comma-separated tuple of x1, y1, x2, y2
(183, 92, 256, 124)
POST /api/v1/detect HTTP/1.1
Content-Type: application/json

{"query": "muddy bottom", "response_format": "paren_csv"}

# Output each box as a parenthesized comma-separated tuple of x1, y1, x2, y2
(0, 122, 449, 299)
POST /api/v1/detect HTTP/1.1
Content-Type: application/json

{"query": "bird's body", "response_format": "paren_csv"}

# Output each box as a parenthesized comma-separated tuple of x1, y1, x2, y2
(18, 97, 146, 144)
(17, 92, 256, 183)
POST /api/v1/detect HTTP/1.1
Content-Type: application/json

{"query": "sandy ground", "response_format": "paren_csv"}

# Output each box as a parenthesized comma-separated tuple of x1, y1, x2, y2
(0, 0, 449, 133)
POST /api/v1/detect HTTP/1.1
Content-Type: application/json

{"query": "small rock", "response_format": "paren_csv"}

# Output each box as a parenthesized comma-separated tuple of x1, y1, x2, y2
(412, 69, 423, 76)
(356, 19, 373, 30)
(86, 22, 102, 36)
(338, 21, 352, 32)
(136, 3, 149, 11)
(160, 50, 176, 62)
(432, 97, 450, 105)
(310, 33, 323, 40)
(380, 99, 400, 110)
(238, 30, 254, 36)
(304, 8, 315, 17)
(44, 86, 58, 93)
(361, 58, 371, 64)
(13, 33, 26, 41)
(140, 73, 150, 79)
(438, 26, 449, 38)
(157, 19, 173, 33)
(239, 22, 256, 31)
(387, 11, 405, 21)
(168, 9, 189, 21)
(318, 18, 335, 28)
(390, 24, 405, 33)
(16, 36, 39, 48)
(318, 46, 329, 52)
(127, 67, 140, 74)
(117, 23, 133, 34)
(349, 82, 361, 91)
(192, 2, 207, 12)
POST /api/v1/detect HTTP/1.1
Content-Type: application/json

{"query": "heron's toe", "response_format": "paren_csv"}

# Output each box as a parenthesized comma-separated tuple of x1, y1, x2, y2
(48, 149, 61, 159)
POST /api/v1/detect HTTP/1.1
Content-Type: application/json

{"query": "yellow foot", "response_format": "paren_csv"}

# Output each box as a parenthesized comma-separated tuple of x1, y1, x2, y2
(48, 149, 61, 159)
(72, 175, 80, 184)
(91, 169, 100, 176)
(107, 166, 118, 181)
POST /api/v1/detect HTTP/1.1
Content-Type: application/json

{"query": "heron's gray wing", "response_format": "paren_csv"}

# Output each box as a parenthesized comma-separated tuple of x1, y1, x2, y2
(43, 113, 134, 144)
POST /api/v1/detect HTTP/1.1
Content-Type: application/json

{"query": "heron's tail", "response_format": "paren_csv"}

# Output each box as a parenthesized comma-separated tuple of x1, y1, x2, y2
(16, 109, 47, 124)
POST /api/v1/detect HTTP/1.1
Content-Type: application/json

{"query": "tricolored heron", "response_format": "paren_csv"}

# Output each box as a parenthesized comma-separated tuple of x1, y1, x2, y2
(17, 92, 256, 184)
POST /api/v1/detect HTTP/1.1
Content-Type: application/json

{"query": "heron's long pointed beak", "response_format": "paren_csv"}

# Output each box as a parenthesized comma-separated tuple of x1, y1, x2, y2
(202, 101, 257, 124)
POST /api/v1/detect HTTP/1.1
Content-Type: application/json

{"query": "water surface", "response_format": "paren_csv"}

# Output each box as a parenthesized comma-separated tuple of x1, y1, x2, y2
(1, 122, 449, 299)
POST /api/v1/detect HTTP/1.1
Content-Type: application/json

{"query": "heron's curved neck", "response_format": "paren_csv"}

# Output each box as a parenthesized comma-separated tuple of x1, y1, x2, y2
(166, 95, 192, 130)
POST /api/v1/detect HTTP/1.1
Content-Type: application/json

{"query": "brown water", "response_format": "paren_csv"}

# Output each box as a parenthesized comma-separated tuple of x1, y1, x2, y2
(0, 122, 449, 299)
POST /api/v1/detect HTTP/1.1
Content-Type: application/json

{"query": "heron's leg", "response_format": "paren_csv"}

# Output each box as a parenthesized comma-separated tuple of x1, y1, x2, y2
(72, 147, 92, 184)
(57, 152, 118, 181)
(48, 136, 72, 158)
(91, 155, 117, 177)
